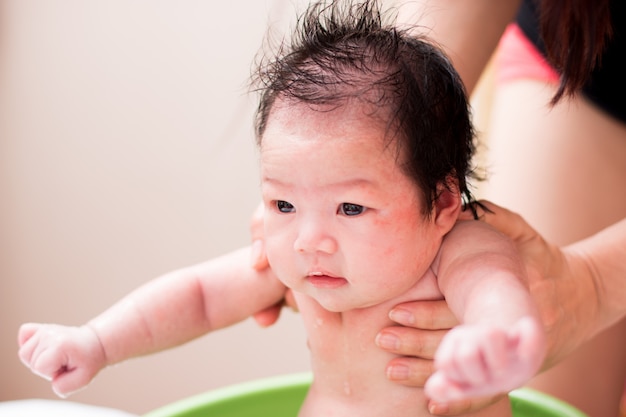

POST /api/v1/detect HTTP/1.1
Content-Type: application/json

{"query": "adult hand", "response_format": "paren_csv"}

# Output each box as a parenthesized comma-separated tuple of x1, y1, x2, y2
(378, 200, 602, 415)
(250, 203, 298, 327)
(375, 299, 504, 414)
(473, 201, 603, 370)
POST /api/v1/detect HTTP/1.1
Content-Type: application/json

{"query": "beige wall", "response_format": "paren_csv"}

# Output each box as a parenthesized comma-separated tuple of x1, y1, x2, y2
(0, 0, 310, 414)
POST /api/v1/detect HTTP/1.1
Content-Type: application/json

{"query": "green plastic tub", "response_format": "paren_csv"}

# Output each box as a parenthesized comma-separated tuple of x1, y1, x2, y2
(143, 372, 589, 417)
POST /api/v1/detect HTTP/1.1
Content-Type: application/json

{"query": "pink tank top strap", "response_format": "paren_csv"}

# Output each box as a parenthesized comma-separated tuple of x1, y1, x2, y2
(495, 23, 560, 85)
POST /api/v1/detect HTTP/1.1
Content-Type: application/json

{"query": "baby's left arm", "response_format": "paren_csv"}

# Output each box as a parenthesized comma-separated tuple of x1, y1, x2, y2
(425, 220, 546, 402)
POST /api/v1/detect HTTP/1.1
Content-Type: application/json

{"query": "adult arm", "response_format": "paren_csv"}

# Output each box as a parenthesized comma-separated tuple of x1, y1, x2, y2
(478, 202, 626, 367)
(378, 201, 626, 414)
(397, 0, 521, 94)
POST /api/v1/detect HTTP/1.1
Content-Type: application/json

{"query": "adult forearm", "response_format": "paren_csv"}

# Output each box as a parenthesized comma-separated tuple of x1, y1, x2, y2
(566, 218, 626, 340)
(396, 0, 521, 94)
(525, 218, 626, 370)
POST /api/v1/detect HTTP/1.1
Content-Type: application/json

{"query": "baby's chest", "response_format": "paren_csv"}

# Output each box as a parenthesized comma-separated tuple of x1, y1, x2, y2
(295, 296, 438, 416)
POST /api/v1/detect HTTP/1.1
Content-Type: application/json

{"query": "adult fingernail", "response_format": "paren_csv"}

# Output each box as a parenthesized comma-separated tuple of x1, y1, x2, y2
(375, 332, 399, 350)
(389, 308, 415, 326)
(429, 401, 449, 415)
(386, 364, 410, 381)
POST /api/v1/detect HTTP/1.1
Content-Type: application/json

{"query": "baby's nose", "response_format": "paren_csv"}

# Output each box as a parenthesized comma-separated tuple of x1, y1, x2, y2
(293, 221, 338, 254)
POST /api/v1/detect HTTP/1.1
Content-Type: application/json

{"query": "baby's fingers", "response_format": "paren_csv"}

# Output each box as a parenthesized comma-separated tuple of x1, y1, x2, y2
(29, 344, 70, 382)
(18, 323, 40, 347)
(433, 328, 486, 385)
(51, 366, 94, 398)
(512, 317, 546, 372)
(27, 341, 94, 398)
(17, 324, 43, 368)
(424, 371, 466, 402)
(450, 342, 490, 386)
(477, 329, 511, 381)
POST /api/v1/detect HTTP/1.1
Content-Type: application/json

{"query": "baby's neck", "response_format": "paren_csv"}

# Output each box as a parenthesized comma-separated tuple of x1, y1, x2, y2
(294, 295, 513, 417)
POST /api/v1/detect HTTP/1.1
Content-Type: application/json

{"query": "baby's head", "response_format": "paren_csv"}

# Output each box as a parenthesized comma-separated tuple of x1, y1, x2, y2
(253, 0, 476, 215)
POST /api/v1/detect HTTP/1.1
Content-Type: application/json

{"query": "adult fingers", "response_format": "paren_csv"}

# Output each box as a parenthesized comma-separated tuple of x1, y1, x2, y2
(384, 356, 435, 387)
(283, 289, 298, 312)
(428, 394, 506, 416)
(249, 203, 269, 270)
(252, 290, 299, 327)
(471, 200, 537, 244)
(388, 300, 458, 330)
(252, 302, 283, 327)
(250, 239, 269, 270)
(376, 327, 447, 358)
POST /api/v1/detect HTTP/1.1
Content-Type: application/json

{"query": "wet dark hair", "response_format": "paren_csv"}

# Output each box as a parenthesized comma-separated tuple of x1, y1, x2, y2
(252, 0, 477, 215)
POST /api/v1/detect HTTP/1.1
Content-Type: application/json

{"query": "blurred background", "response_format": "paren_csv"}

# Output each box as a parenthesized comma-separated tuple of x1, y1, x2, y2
(0, 0, 312, 414)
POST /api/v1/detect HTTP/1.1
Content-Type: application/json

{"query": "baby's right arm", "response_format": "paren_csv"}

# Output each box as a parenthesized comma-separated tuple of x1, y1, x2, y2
(18, 246, 287, 398)
(18, 323, 106, 398)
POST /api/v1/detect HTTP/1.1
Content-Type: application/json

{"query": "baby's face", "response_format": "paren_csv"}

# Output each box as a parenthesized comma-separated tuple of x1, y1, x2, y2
(260, 100, 445, 312)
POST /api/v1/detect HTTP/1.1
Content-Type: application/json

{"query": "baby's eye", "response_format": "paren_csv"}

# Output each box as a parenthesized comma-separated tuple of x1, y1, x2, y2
(276, 200, 295, 213)
(339, 203, 366, 216)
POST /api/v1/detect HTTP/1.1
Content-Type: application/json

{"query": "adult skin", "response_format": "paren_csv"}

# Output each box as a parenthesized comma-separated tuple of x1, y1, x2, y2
(386, 1, 626, 416)
(254, 200, 626, 414)
(378, 201, 626, 414)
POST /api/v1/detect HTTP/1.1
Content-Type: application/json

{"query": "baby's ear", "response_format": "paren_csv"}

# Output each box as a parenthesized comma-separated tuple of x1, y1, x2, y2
(433, 178, 462, 233)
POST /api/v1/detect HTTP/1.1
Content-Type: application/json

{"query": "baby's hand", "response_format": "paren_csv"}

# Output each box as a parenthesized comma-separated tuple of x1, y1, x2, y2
(424, 317, 545, 402)
(18, 323, 107, 398)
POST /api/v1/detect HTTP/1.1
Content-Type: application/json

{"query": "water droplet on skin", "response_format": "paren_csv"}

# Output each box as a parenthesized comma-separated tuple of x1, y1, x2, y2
(314, 317, 324, 328)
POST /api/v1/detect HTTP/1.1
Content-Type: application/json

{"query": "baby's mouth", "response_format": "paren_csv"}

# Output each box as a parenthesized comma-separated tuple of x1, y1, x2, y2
(306, 271, 347, 289)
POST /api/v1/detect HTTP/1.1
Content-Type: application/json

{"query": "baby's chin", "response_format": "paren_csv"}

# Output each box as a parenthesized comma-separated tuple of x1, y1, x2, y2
(313, 296, 383, 313)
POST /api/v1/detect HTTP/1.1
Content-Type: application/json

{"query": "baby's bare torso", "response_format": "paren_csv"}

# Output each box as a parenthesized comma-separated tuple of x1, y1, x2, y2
(295, 270, 513, 417)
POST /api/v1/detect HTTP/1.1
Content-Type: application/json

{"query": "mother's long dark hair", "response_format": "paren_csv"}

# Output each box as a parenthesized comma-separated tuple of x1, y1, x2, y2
(538, 0, 613, 103)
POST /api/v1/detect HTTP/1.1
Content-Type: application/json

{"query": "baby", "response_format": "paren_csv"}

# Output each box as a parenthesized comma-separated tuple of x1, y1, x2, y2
(18, 1, 545, 416)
